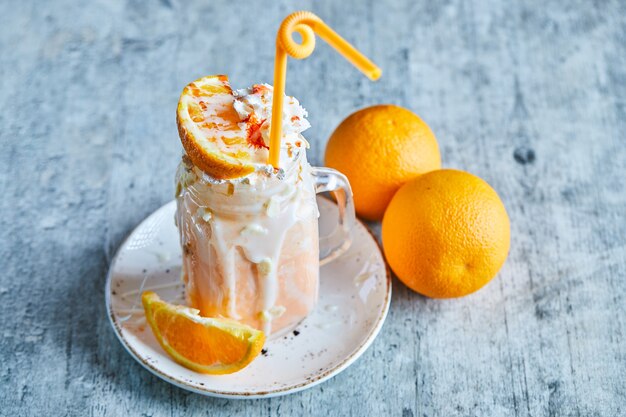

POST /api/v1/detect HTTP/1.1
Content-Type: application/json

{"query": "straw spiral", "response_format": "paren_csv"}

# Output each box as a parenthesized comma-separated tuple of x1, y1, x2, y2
(277, 11, 321, 60)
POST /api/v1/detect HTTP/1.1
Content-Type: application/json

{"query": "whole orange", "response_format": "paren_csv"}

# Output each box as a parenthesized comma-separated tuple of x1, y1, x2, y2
(382, 169, 510, 298)
(325, 105, 441, 221)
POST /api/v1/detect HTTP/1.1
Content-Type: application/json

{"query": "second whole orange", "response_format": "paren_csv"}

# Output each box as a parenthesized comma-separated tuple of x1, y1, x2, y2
(325, 105, 441, 221)
(382, 169, 510, 298)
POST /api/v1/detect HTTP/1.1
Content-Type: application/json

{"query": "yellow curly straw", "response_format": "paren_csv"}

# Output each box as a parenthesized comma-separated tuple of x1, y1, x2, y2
(268, 11, 381, 168)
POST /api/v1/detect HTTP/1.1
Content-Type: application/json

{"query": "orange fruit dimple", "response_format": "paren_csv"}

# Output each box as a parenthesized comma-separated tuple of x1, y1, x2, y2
(382, 169, 510, 298)
(142, 291, 265, 374)
(325, 105, 441, 221)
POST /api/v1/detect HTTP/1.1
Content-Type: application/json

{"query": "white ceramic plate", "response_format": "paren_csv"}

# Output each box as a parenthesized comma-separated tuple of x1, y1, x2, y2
(105, 198, 391, 398)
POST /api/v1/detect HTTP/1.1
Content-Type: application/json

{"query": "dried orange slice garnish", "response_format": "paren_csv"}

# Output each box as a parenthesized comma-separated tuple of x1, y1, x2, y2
(142, 291, 265, 374)
(176, 75, 256, 179)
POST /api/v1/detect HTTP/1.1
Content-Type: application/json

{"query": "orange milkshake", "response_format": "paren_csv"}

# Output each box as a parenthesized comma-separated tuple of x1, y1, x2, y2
(175, 76, 353, 335)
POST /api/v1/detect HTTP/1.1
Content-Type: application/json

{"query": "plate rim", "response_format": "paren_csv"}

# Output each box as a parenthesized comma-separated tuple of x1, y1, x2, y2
(105, 199, 391, 399)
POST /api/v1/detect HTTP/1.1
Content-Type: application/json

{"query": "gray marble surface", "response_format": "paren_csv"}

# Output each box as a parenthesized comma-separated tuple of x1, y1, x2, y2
(1, 0, 625, 416)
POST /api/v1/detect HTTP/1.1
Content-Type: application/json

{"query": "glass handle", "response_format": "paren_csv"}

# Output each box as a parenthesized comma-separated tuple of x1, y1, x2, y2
(312, 167, 355, 265)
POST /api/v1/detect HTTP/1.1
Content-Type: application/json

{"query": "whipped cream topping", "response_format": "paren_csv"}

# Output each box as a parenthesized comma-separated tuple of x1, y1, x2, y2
(232, 84, 310, 164)
(186, 83, 311, 183)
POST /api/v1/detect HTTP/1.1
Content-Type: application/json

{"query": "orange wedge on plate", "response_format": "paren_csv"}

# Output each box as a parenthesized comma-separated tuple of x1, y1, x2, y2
(142, 291, 265, 375)
(176, 75, 256, 179)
